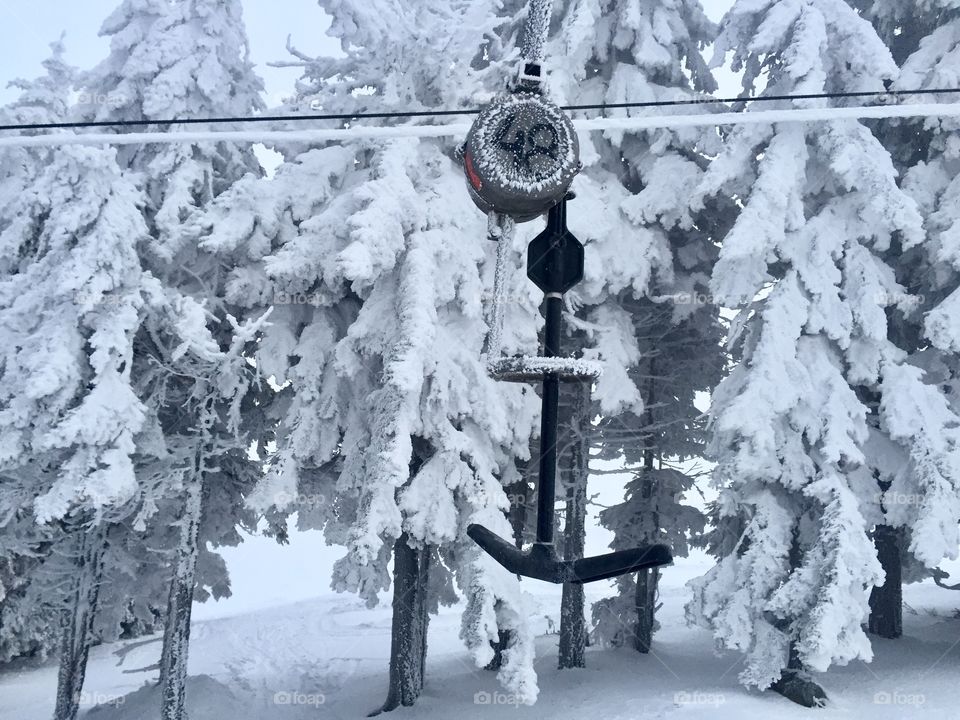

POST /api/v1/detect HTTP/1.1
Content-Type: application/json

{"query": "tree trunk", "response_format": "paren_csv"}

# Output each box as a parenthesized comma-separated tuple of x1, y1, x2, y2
(863, 398, 903, 639)
(506, 459, 530, 552)
(558, 580, 586, 669)
(418, 550, 429, 692)
(770, 528, 827, 708)
(633, 567, 659, 653)
(485, 459, 530, 671)
(633, 381, 660, 654)
(771, 642, 828, 708)
(559, 382, 589, 669)
(159, 458, 206, 720)
(376, 532, 431, 714)
(484, 627, 511, 671)
(53, 523, 107, 720)
(868, 524, 903, 639)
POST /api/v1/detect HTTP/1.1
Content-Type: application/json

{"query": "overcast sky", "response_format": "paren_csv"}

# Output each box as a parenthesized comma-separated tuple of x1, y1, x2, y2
(0, 1, 737, 108)
(0, 0, 335, 106)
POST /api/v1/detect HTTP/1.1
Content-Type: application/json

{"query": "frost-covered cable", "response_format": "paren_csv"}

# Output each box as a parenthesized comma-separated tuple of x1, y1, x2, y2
(2, 102, 960, 148)
(482, 213, 516, 361)
(521, 0, 554, 64)
(3, 87, 960, 133)
(570, 102, 960, 131)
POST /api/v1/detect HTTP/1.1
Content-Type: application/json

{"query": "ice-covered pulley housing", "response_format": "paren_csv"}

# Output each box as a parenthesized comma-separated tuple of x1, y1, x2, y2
(461, 92, 581, 222)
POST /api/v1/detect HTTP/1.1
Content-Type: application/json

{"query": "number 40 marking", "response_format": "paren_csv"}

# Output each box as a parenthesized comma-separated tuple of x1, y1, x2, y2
(494, 111, 560, 173)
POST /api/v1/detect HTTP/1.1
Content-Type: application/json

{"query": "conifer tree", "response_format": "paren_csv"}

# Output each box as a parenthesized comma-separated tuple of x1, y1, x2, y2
(77, 1, 270, 716)
(0, 40, 77, 667)
(0, 40, 153, 720)
(857, 0, 960, 638)
(685, 0, 960, 705)
(541, 0, 727, 656)
(197, 0, 545, 709)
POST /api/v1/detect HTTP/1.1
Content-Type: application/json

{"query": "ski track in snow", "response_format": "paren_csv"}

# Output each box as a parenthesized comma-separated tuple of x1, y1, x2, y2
(2, 549, 959, 719)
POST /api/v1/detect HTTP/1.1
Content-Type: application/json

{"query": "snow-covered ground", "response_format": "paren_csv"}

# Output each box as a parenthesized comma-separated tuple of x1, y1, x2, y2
(3, 522, 959, 720)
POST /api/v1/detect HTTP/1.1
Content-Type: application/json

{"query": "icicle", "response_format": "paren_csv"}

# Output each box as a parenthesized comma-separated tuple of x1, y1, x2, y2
(483, 212, 515, 361)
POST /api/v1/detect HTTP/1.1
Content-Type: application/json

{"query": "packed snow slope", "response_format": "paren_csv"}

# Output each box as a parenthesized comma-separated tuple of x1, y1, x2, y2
(1, 525, 958, 720)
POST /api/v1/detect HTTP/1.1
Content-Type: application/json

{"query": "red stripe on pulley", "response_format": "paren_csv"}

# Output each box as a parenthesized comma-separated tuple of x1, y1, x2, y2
(464, 150, 483, 191)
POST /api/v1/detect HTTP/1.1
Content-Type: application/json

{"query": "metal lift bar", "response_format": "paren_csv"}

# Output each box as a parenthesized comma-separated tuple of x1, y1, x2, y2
(468, 198, 673, 584)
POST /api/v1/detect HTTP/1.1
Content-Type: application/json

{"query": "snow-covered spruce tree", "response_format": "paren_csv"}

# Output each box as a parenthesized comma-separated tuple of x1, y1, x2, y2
(79, 1, 270, 717)
(539, 0, 727, 656)
(0, 41, 78, 667)
(591, 296, 722, 652)
(138, 309, 268, 720)
(856, 0, 960, 637)
(684, 0, 960, 705)
(0, 40, 169, 671)
(196, 0, 544, 710)
(853, 0, 950, 69)
(0, 43, 153, 720)
(76, 0, 170, 162)
(52, 0, 185, 660)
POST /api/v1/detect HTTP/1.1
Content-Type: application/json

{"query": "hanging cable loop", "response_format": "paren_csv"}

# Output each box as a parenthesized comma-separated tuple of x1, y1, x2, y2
(482, 213, 516, 362)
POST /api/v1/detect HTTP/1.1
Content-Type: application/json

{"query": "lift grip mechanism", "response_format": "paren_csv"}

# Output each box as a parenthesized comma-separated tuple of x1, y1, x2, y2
(467, 197, 673, 584)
